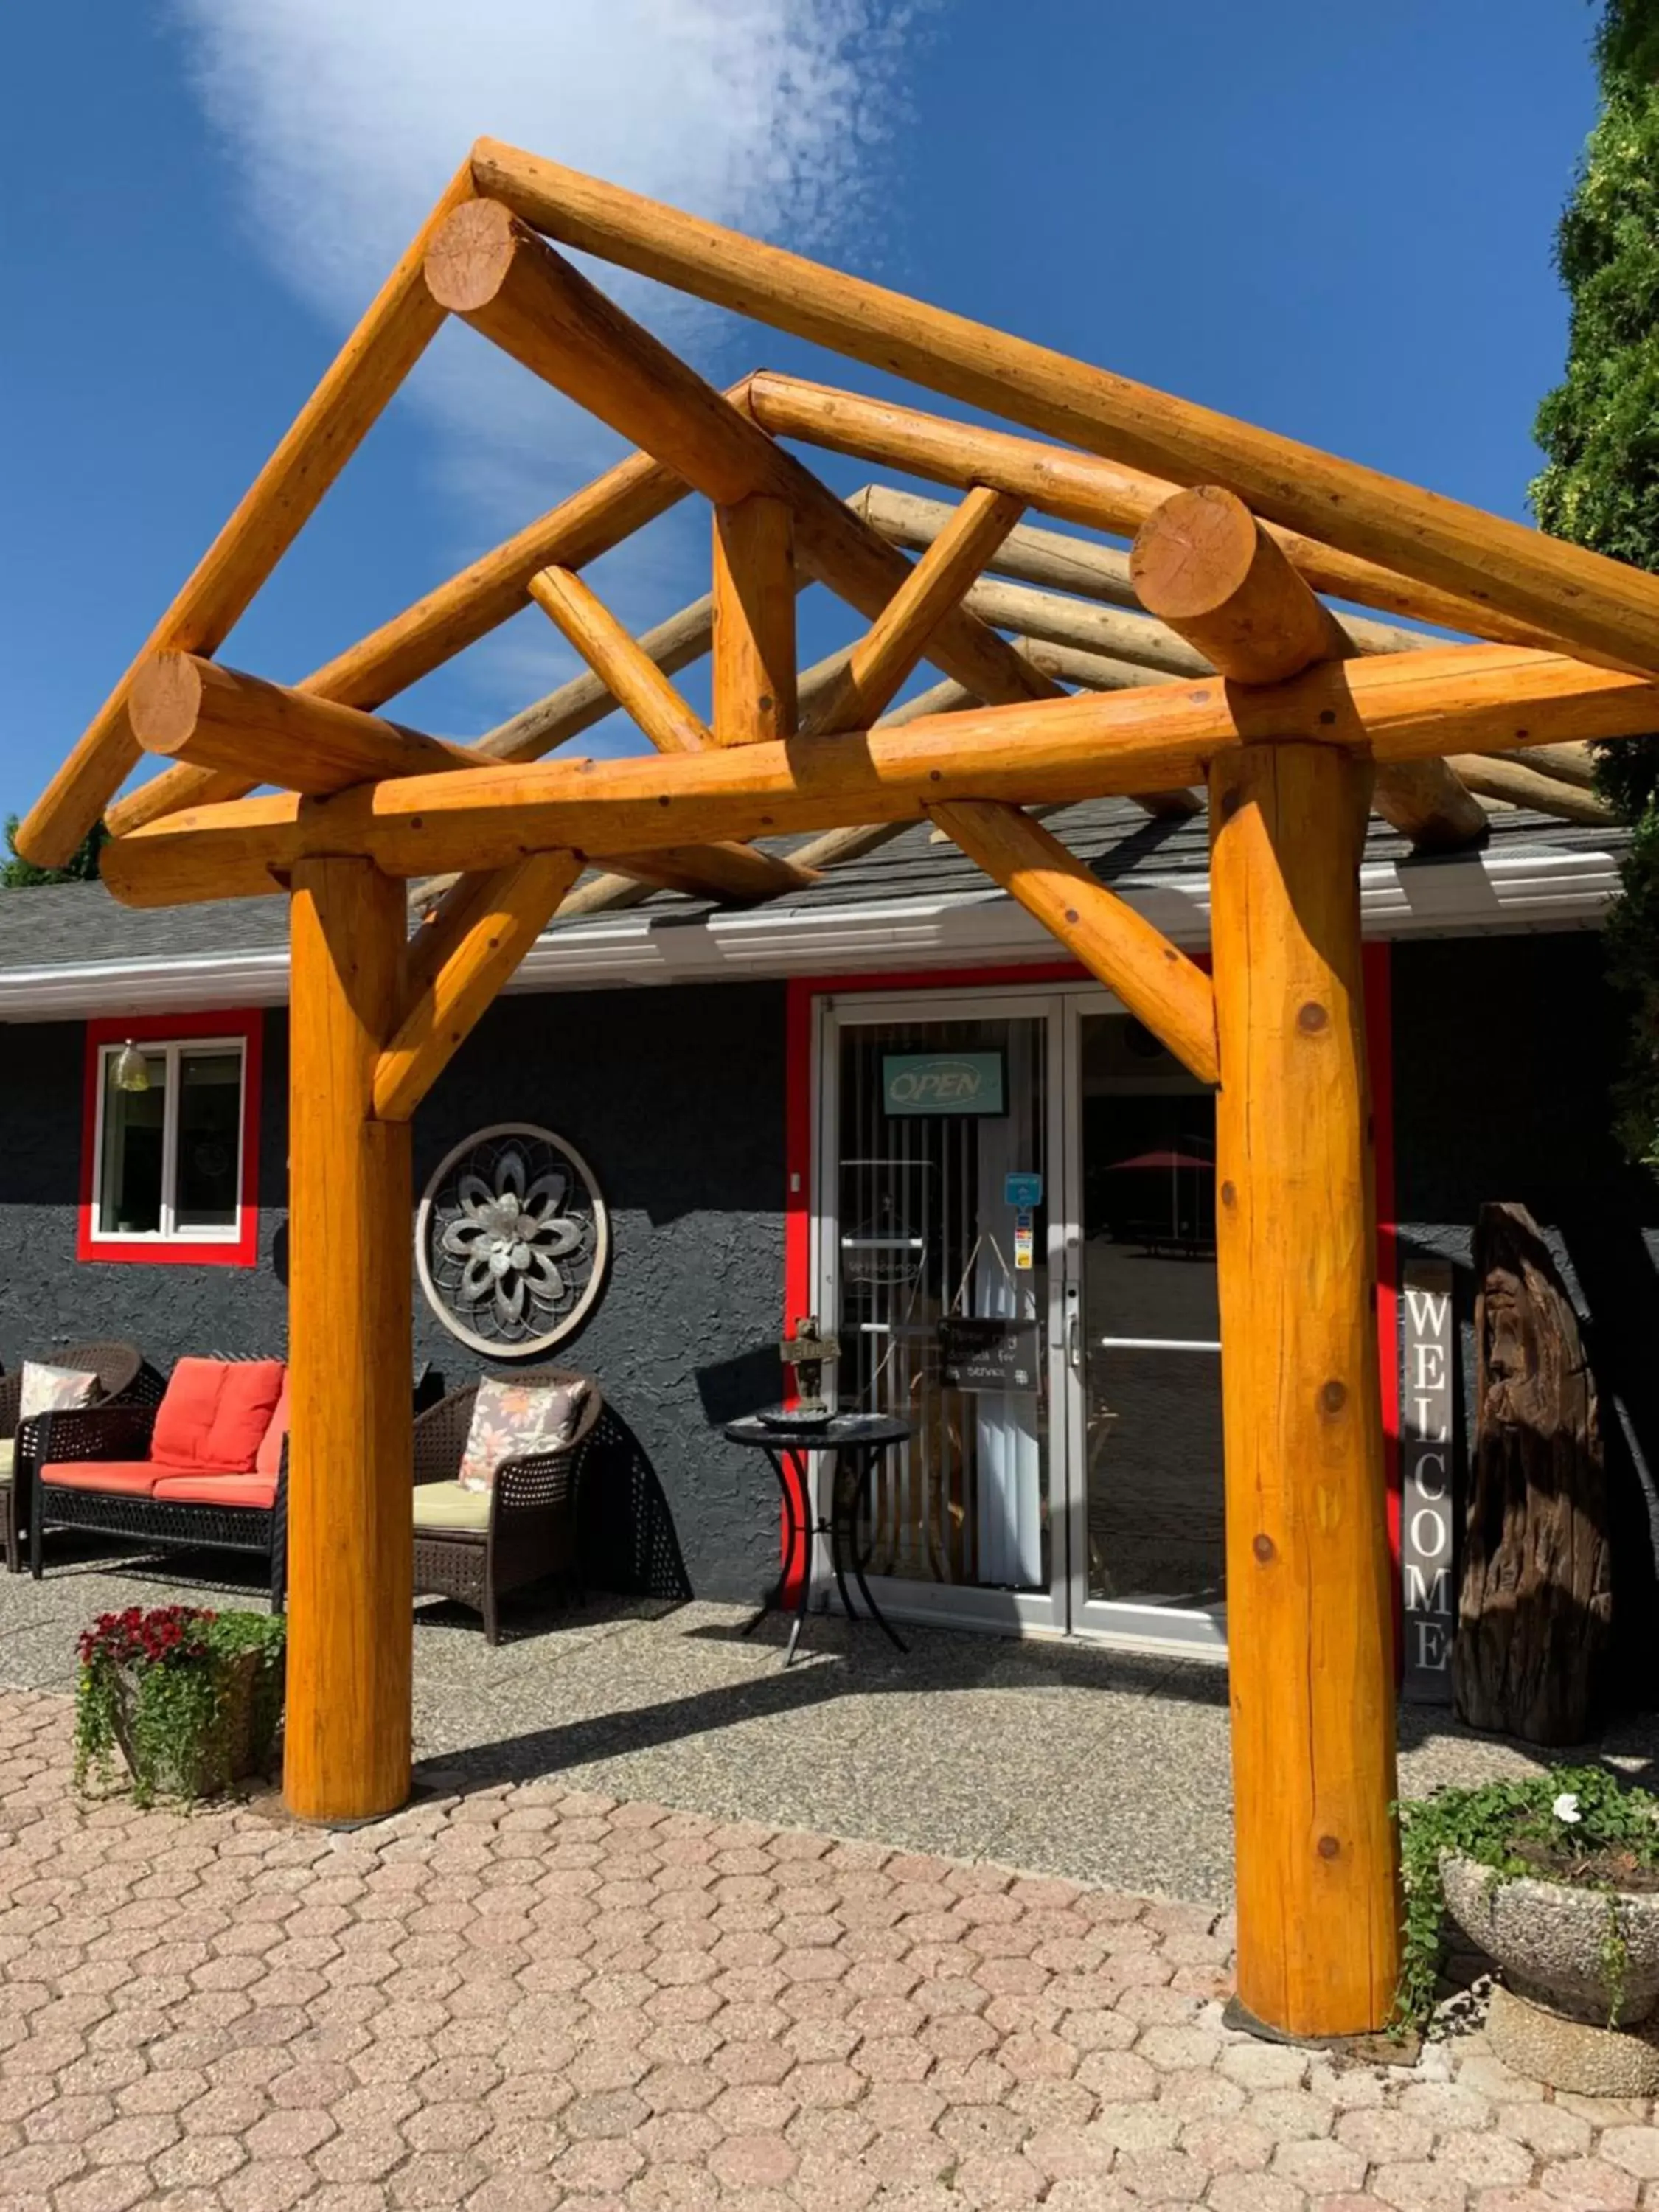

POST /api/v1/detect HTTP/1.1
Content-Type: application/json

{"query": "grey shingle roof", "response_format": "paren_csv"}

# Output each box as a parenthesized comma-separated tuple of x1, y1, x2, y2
(0, 804, 1624, 974)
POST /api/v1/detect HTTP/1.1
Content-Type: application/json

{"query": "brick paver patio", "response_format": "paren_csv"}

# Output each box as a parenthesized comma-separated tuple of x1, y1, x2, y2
(7, 1689, 1659, 2209)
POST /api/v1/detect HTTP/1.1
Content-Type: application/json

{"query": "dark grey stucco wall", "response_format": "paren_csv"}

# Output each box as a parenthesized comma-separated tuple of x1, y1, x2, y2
(1391, 932, 1659, 1702)
(0, 980, 787, 1601)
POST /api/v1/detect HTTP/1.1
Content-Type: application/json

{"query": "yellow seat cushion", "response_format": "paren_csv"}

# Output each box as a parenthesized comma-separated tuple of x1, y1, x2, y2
(413, 1483, 490, 1534)
(0, 1436, 12, 1486)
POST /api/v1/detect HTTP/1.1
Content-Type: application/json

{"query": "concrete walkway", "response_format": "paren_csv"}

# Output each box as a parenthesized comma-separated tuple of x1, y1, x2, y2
(7, 1686, 1659, 2211)
(6, 1552, 1655, 1908)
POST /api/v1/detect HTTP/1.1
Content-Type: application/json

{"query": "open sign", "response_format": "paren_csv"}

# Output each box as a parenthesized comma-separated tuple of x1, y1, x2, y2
(881, 1051, 1007, 1117)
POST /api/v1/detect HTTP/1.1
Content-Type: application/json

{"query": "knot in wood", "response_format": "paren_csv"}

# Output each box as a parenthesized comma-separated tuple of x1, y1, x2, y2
(1319, 1379, 1348, 1416)
(1251, 1534, 1274, 1563)
(1317, 1834, 1341, 1860)
(1064, 908, 1080, 925)
(1220, 1180, 1237, 1208)
(1297, 1001, 1329, 1034)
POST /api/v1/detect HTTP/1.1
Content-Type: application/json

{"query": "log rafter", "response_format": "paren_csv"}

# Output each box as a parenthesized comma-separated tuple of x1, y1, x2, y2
(931, 800, 1219, 1085)
(467, 145, 1659, 674)
(422, 202, 1060, 720)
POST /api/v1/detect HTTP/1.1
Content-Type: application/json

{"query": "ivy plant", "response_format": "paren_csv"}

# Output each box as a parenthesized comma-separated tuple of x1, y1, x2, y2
(74, 1605, 286, 1807)
(1394, 1764, 1659, 2030)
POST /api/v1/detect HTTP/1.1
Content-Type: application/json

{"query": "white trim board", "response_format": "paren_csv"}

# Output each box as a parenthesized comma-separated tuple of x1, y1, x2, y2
(0, 844, 1623, 1023)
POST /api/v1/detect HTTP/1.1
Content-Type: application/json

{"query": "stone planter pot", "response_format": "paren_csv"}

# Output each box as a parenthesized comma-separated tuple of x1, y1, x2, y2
(1441, 1850, 1659, 2094)
(108, 1647, 268, 1802)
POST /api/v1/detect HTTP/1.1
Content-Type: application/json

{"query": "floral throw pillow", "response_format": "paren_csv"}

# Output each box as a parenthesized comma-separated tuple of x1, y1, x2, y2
(20, 1361, 99, 1422)
(456, 1378, 589, 1494)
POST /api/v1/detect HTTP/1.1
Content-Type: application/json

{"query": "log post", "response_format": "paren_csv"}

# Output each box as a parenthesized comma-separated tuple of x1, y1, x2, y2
(285, 859, 413, 1823)
(1209, 741, 1399, 2037)
(712, 496, 797, 745)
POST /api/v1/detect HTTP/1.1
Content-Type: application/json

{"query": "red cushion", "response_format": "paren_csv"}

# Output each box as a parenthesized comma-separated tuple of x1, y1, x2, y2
(151, 1359, 285, 1475)
(254, 1372, 290, 1479)
(40, 1462, 163, 1498)
(150, 1472, 278, 1510)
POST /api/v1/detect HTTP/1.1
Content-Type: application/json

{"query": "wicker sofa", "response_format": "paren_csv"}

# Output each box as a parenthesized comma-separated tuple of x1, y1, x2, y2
(1, 1342, 158, 1573)
(32, 1357, 288, 1607)
(413, 1368, 601, 1643)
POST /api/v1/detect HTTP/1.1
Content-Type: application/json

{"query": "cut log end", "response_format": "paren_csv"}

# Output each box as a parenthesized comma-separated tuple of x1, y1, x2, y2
(1132, 484, 1347, 688)
(423, 198, 521, 314)
(1130, 485, 1260, 622)
(128, 653, 207, 755)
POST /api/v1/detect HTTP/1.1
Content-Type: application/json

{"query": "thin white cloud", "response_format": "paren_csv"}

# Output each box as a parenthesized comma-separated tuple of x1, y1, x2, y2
(166, 0, 931, 732)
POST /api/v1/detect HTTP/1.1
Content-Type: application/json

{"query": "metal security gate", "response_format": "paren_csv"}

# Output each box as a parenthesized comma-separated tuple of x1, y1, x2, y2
(815, 990, 1065, 1634)
(813, 983, 1228, 1652)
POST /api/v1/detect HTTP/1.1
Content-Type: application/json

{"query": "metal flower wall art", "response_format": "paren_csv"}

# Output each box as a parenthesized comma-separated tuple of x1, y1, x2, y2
(416, 1125, 609, 1357)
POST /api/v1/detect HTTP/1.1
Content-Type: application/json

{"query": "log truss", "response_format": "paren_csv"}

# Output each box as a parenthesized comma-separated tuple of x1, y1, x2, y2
(26, 141, 1659, 2042)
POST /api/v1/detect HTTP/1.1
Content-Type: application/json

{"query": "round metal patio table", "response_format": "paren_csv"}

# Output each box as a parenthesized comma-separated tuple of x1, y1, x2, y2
(720, 1411, 911, 1664)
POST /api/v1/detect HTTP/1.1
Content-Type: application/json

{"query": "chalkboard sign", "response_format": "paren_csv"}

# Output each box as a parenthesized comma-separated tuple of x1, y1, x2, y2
(939, 1316, 1042, 1393)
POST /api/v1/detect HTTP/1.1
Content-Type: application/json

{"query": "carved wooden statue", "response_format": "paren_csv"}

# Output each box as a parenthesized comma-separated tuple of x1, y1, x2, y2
(1455, 1202, 1610, 1744)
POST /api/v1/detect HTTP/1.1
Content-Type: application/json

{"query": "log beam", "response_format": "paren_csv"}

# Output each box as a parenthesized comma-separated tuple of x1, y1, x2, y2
(528, 568, 712, 753)
(422, 201, 1059, 717)
(748, 378, 1568, 653)
(127, 652, 807, 906)
(712, 497, 797, 745)
(855, 484, 1442, 659)
(1447, 753, 1616, 826)
(1133, 487, 1488, 849)
(1210, 740, 1399, 2037)
(1132, 486, 1349, 682)
(19, 164, 479, 869)
(964, 575, 1211, 678)
(97, 647, 1659, 909)
(285, 858, 413, 1823)
(375, 852, 580, 1121)
(479, 596, 714, 765)
(467, 147, 1659, 671)
(104, 417, 712, 835)
(933, 801, 1218, 1085)
(605, 843, 818, 902)
(131, 653, 487, 792)
(1494, 742, 1598, 790)
(804, 487, 1026, 736)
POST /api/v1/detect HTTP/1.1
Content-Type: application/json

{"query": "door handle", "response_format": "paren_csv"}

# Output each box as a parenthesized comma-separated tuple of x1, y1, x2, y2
(1067, 1315, 1082, 1375)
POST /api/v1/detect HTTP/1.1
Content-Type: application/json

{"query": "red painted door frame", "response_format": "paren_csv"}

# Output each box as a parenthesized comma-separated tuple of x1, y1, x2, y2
(781, 950, 1402, 1638)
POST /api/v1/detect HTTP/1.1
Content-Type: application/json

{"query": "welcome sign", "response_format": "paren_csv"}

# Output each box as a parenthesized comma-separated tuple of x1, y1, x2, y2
(881, 1051, 1006, 1117)
(1400, 1257, 1456, 1705)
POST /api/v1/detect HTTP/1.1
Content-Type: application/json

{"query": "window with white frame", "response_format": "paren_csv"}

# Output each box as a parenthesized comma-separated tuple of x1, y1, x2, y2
(92, 1037, 248, 1243)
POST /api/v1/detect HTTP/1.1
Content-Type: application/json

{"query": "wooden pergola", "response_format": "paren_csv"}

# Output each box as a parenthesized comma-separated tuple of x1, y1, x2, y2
(21, 141, 1659, 2042)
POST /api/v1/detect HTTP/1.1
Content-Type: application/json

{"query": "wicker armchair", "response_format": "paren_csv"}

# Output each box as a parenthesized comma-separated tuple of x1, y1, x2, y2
(0, 1342, 155, 1573)
(413, 1368, 601, 1644)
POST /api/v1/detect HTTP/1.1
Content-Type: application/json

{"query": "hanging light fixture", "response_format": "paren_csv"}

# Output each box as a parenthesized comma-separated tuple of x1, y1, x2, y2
(111, 1041, 150, 1093)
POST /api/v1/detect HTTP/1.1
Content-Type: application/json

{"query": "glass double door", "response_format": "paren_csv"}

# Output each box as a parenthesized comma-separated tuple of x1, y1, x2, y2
(816, 987, 1226, 1652)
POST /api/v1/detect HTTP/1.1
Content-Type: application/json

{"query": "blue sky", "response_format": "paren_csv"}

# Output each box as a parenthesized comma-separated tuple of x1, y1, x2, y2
(1, 1, 1601, 829)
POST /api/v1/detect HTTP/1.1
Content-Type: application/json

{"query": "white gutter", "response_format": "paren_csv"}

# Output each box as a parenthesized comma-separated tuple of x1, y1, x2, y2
(0, 844, 1623, 1023)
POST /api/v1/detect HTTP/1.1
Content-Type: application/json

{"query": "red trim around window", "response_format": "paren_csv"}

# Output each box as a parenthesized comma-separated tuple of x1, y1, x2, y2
(77, 1009, 263, 1267)
(782, 950, 1402, 1613)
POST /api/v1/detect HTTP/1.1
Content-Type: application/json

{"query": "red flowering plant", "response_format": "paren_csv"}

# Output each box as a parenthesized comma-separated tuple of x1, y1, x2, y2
(74, 1603, 285, 1806)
